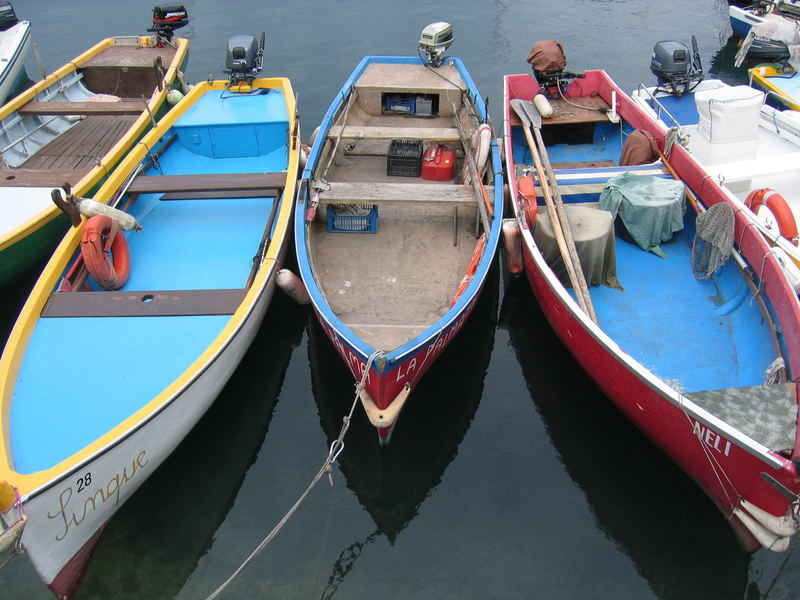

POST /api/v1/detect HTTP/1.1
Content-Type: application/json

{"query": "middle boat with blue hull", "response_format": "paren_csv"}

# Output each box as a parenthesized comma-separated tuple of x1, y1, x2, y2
(295, 23, 503, 445)
(0, 33, 299, 599)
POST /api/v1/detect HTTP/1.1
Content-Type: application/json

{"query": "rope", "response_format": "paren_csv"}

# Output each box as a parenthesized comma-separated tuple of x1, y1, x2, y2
(676, 396, 739, 511)
(205, 349, 384, 600)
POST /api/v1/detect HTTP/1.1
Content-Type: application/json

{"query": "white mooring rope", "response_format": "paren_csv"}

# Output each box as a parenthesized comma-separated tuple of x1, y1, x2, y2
(205, 349, 384, 600)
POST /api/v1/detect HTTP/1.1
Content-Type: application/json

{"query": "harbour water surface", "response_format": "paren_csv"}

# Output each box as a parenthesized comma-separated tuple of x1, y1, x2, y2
(2, 1, 799, 598)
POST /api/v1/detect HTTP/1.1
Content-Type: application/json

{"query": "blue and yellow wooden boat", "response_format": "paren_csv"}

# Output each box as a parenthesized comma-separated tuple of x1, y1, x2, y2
(0, 33, 298, 598)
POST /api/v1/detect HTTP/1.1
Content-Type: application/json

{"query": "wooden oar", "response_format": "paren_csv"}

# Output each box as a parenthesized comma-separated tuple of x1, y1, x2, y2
(510, 98, 598, 323)
(452, 104, 492, 234)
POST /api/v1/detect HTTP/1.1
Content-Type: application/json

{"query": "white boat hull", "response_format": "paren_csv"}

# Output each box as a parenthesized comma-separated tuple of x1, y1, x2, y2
(16, 264, 281, 597)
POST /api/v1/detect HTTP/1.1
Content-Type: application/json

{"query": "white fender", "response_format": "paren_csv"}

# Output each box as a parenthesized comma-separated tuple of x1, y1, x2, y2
(307, 126, 320, 148)
(464, 123, 492, 185)
(733, 506, 791, 552)
(770, 247, 800, 294)
(299, 144, 311, 171)
(739, 498, 798, 538)
(167, 88, 184, 105)
(533, 93, 554, 118)
(502, 218, 523, 275)
(77, 198, 143, 232)
(277, 269, 311, 305)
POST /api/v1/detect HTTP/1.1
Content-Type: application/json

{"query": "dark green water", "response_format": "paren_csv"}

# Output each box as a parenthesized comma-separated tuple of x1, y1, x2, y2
(2, 1, 799, 598)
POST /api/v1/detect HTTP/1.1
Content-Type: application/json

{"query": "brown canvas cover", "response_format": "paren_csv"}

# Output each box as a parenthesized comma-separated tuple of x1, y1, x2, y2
(526, 41, 567, 73)
(619, 129, 659, 166)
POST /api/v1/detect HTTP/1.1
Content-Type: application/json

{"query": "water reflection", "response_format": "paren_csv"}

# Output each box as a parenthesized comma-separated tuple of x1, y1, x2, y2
(499, 277, 756, 600)
(73, 292, 308, 599)
(709, 35, 752, 85)
(309, 262, 499, 545)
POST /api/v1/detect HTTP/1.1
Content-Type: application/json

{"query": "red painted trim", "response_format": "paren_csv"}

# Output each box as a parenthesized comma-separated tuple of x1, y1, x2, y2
(47, 523, 106, 599)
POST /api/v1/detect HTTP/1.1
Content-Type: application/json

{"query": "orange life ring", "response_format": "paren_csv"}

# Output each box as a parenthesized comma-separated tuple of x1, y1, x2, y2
(80, 215, 130, 290)
(517, 175, 538, 228)
(450, 233, 487, 307)
(745, 188, 799, 246)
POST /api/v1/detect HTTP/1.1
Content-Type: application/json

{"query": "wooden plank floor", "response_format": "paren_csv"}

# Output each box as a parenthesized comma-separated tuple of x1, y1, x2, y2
(22, 115, 138, 171)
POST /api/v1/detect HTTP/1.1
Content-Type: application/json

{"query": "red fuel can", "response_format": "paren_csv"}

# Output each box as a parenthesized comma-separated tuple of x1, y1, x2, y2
(421, 143, 455, 181)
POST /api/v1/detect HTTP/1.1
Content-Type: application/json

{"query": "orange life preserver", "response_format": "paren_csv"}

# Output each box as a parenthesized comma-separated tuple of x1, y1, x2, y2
(450, 233, 487, 307)
(80, 215, 130, 290)
(745, 188, 799, 246)
(517, 175, 538, 228)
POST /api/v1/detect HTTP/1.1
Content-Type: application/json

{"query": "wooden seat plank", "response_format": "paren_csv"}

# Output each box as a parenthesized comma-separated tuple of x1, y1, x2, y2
(0, 168, 92, 187)
(18, 101, 147, 116)
(160, 188, 280, 200)
(42, 289, 248, 318)
(318, 181, 492, 205)
(328, 125, 460, 141)
(127, 172, 287, 194)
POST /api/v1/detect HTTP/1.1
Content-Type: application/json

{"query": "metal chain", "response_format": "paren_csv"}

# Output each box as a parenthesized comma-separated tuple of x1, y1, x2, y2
(205, 349, 384, 600)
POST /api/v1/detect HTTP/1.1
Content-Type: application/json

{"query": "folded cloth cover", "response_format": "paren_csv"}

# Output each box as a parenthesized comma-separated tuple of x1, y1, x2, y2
(599, 172, 686, 258)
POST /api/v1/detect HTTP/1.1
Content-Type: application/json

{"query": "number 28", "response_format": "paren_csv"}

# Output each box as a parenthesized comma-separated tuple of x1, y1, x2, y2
(76, 472, 92, 492)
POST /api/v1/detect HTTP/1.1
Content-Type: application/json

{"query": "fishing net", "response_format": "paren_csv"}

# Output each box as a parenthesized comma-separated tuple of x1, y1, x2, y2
(692, 202, 734, 280)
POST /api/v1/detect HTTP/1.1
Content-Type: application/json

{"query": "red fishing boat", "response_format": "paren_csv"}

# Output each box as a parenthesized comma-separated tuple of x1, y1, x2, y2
(502, 41, 800, 552)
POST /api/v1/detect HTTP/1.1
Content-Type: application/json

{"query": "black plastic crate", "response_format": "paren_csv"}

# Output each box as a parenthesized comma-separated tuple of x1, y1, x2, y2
(387, 139, 423, 177)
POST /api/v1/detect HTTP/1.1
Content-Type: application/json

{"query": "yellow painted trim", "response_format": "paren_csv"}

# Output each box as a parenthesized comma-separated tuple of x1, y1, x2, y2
(0, 76, 298, 498)
(748, 65, 800, 111)
(0, 36, 190, 252)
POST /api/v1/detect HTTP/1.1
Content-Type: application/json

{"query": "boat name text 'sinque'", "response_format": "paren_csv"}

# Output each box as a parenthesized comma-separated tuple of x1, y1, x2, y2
(47, 450, 149, 541)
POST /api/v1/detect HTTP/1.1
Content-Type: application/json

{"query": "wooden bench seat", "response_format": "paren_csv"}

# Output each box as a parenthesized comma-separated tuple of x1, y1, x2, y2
(42, 288, 248, 317)
(318, 181, 492, 205)
(0, 168, 92, 187)
(127, 172, 287, 194)
(18, 101, 148, 116)
(327, 125, 460, 141)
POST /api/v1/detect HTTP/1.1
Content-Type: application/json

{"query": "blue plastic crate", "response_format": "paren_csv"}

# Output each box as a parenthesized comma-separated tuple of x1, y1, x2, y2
(327, 204, 379, 233)
(385, 95, 415, 114)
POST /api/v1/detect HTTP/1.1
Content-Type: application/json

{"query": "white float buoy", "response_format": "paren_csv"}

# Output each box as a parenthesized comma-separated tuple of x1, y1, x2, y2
(277, 269, 311, 304)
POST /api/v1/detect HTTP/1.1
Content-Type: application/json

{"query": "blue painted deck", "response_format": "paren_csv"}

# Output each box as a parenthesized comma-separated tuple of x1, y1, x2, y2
(511, 123, 778, 395)
(646, 94, 700, 127)
(11, 86, 289, 474)
(592, 228, 774, 392)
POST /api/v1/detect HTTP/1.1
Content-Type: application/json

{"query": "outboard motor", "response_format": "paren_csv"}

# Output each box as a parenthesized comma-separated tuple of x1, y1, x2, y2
(0, 3, 18, 32)
(225, 33, 265, 86)
(650, 36, 703, 97)
(418, 22, 453, 67)
(148, 5, 189, 45)
(526, 40, 585, 99)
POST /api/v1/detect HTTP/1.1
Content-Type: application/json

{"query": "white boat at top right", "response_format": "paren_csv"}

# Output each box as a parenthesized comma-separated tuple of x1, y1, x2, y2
(632, 37, 800, 283)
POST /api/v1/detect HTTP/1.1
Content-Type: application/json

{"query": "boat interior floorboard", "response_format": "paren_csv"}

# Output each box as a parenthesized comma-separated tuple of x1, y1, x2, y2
(311, 207, 478, 350)
(20, 115, 138, 171)
(590, 230, 776, 393)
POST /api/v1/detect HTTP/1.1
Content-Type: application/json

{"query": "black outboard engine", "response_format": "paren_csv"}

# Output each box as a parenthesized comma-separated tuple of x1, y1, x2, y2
(0, 3, 19, 32)
(650, 36, 703, 97)
(225, 33, 265, 86)
(148, 5, 189, 45)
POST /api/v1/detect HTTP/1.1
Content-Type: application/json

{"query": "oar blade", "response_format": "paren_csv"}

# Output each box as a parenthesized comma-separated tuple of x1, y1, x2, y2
(510, 98, 531, 128)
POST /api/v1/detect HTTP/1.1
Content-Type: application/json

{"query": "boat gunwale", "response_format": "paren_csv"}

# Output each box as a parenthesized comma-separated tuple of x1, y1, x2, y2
(0, 76, 299, 497)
